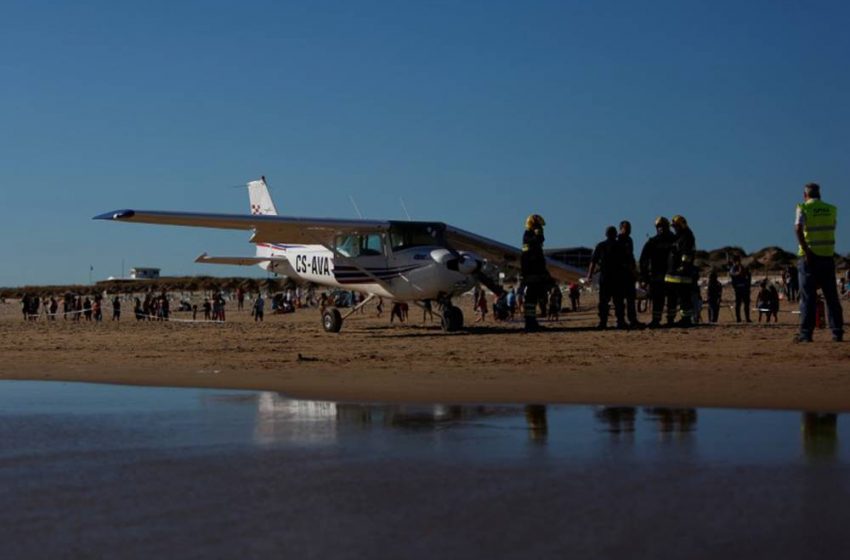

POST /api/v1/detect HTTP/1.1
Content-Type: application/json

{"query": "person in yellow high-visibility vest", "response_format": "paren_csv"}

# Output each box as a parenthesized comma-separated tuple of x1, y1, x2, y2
(794, 183, 843, 342)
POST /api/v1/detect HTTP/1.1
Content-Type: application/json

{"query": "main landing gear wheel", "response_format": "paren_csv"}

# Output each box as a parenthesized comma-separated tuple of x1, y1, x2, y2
(441, 306, 464, 332)
(322, 308, 343, 333)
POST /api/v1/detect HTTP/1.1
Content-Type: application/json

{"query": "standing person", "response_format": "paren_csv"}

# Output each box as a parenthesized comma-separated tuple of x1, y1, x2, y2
(253, 293, 265, 322)
(390, 302, 405, 323)
(568, 282, 580, 312)
(547, 286, 562, 321)
(664, 215, 697, 327)
(617, 220, 643, 328)
(706, 271, 723, 323)
(787, 263, 799, 303)
(639, 217, 676, 328)
(794, 183, 843, 342)
(506, 288, 517, 319)
(520, 214, 553, 332)
(112, 296, 121, 321)
(475, 289, 488, 322)
(767, 282, 780, 323)
(756, 280, 771, 323)
(422, 299, 434, 322)
(83, 297, 92, 321)
(729, 256, 752, 323)
(587, 226, 627, 329)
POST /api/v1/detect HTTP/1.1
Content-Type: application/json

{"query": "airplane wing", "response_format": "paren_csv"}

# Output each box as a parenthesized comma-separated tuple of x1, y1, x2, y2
(93, 210, 390, 247)
(94, 209, 584, 282)
(444, 225, 584, 283)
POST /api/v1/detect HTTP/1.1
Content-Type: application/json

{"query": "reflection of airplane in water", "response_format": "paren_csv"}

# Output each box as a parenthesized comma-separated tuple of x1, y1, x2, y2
(252, 393, 546, 444)
(242, 396, 842, 455)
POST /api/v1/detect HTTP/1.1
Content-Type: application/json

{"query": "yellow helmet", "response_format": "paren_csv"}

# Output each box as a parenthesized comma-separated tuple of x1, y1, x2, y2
(654, 216, 669, 228)
(671, 215, 688, 228)
(525, 214, 546, 230)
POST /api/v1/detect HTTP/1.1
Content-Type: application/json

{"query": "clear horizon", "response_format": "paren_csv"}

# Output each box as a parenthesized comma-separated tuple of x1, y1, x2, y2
(2, 1, 848, 286)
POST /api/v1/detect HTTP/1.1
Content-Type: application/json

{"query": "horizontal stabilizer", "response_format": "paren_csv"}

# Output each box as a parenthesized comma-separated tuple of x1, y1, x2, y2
(195, 253, 279, 266)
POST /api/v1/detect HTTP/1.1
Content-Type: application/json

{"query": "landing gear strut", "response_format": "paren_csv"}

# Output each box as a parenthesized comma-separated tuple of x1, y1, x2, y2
(321, 294, 375, 333)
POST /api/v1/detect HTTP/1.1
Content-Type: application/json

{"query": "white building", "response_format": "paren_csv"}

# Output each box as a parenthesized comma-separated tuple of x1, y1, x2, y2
(129, 267, 161, 280)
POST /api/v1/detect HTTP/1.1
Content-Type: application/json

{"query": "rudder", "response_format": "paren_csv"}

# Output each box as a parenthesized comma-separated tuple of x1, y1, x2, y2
(248, 176, 278, 216)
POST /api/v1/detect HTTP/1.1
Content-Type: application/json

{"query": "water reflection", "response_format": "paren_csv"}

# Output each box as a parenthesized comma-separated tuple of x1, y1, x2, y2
(250, 395, 844, 462)
(525, 405, 548, 443)
(643, 407, 698, 441)
(595, 406, 637, 435)
(802, 412, 839, 461)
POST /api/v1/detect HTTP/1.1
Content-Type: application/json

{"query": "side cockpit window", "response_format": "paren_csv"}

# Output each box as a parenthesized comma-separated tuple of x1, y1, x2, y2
(334, 234, 385, 257)
(389, 223, 443, 252)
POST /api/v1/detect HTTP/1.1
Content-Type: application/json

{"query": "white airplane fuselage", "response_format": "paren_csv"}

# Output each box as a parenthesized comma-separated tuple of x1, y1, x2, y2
(259, 241, 478, 301)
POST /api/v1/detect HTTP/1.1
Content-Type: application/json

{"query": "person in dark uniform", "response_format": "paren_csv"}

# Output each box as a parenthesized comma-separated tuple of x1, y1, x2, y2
(617, 220, 643, 328)
(639, 217, 676, 328)
(664, 215, 697, 327)
(587, 226, 627, 329)
(729, 255, 752, 323)
(520, 214, 553, 332)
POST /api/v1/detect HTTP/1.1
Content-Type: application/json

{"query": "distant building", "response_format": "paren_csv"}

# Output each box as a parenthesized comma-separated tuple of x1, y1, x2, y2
(130, 267, 161, 280)
(545, 247, 592, 270)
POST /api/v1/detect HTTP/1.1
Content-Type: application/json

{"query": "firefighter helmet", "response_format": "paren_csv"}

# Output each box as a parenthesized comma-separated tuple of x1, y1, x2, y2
(654, 216, 670, 228)
(671, 215, 688, 228)
(525, 214, 546, 230)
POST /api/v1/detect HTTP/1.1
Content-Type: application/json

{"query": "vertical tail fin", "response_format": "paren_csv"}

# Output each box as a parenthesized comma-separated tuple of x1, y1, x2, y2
(248, 176, 278, 216)
(249, 176, 279, 260)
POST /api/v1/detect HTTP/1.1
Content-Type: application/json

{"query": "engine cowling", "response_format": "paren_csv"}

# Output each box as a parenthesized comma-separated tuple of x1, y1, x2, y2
(457, 252, 482, 275)
(430, 249, 482, 275)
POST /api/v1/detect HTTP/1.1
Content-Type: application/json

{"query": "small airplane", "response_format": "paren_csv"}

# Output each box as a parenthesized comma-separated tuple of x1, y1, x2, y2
(94, 177, 583, 333)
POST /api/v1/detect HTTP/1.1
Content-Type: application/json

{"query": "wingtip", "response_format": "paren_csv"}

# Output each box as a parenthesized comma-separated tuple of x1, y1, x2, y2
(93, 209, 136, 221)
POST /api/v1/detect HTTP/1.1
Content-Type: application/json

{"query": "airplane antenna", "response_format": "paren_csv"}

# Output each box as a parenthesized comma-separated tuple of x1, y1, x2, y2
(349, 195, 364, 219)
(400, 198, 412, 221)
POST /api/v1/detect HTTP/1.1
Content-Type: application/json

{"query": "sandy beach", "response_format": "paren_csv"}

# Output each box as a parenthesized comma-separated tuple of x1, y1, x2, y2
(1, 294, 848, 411)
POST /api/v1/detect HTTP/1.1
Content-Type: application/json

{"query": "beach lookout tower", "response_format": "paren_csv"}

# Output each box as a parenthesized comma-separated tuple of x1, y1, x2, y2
(130, 267, 161, 280)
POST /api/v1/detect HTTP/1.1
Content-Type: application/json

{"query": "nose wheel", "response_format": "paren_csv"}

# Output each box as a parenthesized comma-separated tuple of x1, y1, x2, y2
(441, 305, 464, 332)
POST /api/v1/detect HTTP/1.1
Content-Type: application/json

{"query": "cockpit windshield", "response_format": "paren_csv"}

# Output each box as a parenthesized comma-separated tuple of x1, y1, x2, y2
(388, 222, 445, 252)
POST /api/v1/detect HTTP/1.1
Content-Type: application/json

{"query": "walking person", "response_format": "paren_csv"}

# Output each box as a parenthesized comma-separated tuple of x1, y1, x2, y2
(794, 183, 843, 342)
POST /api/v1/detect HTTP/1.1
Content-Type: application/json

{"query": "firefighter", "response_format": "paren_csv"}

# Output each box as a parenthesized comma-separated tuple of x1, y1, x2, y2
(587, 226, 627, 329)
(639, 217, 676, 328)
(520, 214, 552, 332)
(664, 215, 697, 327)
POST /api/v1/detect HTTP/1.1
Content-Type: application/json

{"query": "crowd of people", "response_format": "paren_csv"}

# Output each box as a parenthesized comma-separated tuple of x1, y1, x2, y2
(7, 185, 847, 342)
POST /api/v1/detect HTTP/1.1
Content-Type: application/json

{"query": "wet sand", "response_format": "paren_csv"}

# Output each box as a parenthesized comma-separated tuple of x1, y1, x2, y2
(1, 295, 849, 411)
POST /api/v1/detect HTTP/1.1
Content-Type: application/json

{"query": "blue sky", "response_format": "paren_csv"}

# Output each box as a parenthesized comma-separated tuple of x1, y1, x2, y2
(2, 0, 849, 286)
